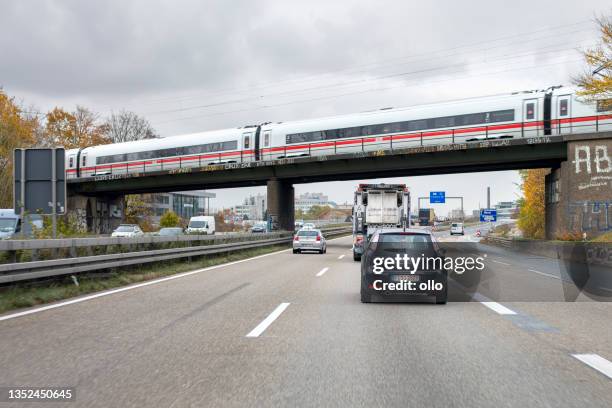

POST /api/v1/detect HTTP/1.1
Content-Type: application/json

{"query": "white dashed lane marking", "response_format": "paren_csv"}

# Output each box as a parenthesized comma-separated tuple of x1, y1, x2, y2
(316, 267, 330, 277)
(246, 303, 290, 338)
(572, 354, 612, 380)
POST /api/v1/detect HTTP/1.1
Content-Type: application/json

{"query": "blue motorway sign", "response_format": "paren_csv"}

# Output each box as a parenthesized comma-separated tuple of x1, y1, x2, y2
(430, 191, 445, 204)
(480, 209, 497, 222)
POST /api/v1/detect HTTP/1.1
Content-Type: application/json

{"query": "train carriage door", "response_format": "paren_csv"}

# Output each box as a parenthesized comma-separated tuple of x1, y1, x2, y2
(242, 132, 252, 161)
(523, 99, 538, 137)
(81, 153, 88, 175)
(262, 130, 271, 161)
(557, 95, 571, 134)
(68, 154, 76, 178)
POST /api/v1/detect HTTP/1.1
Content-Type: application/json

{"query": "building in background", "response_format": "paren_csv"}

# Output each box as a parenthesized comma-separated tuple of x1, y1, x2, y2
(495, 201, 519, 219)
(150, 191, 216, 223)
(449, 209, 465, 221)
(295, 192, 336, 212)
(232, 193, 267, 221)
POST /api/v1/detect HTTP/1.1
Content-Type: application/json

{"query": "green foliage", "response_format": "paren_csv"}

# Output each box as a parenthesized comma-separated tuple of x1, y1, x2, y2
(159, 211, 180, 228)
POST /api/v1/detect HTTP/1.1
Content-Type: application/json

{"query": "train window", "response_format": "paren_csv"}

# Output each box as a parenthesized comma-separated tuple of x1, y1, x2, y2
(264, 131, 270, 147)
(82, 155, 87, 166)
(526, 103, 535, 120)
(284, 109, 519, 144)
(559, 99, 568, 117)
(69, 156, 74, 168)
(244, 136, 250, 149)
(489, 109, 514, 122)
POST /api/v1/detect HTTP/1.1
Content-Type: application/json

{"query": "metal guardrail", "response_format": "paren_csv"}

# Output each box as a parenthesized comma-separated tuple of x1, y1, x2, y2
(484, 236, 513, 248)
(0, 226, 352, 284)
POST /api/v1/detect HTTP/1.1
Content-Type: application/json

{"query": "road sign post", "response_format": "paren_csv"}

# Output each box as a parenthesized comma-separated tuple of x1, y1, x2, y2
(14, 148, 66, 238)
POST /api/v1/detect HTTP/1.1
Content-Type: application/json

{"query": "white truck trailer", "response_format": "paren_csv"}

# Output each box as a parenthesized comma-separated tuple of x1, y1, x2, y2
(352, 184, 411, 261)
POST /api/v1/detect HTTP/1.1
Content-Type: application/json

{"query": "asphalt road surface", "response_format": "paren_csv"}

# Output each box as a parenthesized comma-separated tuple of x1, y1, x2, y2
(1, 234, 611, 407)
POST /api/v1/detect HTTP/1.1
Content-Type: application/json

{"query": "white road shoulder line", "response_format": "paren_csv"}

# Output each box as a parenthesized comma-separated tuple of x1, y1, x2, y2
(316, 267, 330, 277)
(492, 260, 510, 266)
(528, 268, 560, 280)
(246, 302, 290, 338)
(480, 301, 517, 315)
(572, 354, 612, 380)
(338, 254, 345, 260)
(0, 247, 292, 322)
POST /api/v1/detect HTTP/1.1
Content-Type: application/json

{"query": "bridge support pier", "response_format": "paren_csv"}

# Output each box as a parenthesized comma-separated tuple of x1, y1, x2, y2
(67, 194, 124, 234)
(267, 178, 294, 231)
(545, 138, 612, 240)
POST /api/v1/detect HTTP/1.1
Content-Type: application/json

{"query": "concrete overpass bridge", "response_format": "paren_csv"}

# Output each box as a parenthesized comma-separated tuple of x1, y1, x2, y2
(68, 131, 612, 239)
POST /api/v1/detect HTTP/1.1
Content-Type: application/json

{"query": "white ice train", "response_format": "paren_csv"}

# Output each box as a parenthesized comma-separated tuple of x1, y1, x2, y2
(66, 86, 611, 179)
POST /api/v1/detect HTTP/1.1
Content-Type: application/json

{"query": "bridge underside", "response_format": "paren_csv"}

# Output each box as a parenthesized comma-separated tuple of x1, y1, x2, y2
(67, 132, 612, 238)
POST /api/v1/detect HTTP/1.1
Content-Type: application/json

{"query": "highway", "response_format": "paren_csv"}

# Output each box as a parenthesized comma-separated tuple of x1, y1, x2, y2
(1, 234, 612, 407)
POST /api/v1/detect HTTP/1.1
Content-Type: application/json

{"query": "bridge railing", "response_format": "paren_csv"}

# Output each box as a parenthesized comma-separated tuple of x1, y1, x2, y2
(77, 114, 612, 177)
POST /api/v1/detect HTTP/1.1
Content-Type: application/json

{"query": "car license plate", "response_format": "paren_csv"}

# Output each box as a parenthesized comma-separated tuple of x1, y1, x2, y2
(392, 274, 419, 282)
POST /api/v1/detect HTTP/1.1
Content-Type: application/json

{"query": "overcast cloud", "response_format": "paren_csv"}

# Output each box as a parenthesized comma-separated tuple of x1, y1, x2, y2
(1, 0, 609, 211)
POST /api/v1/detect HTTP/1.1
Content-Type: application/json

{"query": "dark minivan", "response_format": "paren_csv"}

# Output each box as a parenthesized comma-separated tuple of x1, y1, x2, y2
(360, 228, 447, 304)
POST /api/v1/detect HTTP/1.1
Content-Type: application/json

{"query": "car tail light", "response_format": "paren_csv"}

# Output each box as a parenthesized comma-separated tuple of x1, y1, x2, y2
(316, 235, 321, 241)
(294, 235, 299, 241)
(354, 235, 364, 244)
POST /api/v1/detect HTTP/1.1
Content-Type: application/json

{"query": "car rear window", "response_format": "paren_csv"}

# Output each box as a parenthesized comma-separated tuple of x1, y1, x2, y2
(452, 224, 458, 227)
(379, 233, 431, 244)
(298, 230, 318, 237)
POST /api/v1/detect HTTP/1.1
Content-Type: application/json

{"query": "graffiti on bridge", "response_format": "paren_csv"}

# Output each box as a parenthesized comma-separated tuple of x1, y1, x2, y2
(568, 201, 612, 233)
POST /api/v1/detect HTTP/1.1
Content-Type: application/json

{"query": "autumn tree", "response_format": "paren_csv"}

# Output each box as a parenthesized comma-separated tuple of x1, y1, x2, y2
(573, 15, 612, 109)
(104, 110, 157, 143)
(0, 90, 39, 207)
(45, 106, 110, 149)
(516, 169, 547, 239)
(159, 210, 181, 228)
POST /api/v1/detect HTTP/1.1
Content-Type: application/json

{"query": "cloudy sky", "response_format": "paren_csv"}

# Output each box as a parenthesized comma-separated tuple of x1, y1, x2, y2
(1, 0, 609, 213)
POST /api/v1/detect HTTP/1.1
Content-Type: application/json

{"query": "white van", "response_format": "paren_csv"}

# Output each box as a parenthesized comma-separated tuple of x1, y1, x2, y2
(186, 216, 216, 235)
(0, 209, 44, 239)
(450, 222, 464, 235)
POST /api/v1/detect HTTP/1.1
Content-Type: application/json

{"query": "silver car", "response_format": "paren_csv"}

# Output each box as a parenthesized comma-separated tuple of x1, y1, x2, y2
(293, 228, 327, 254)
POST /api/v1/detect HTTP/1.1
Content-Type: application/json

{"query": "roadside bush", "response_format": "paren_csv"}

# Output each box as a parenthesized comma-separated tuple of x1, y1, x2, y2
(159, 211, 180, 228)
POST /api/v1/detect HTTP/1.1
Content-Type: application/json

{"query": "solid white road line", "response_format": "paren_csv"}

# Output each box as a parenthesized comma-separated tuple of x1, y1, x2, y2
(246, 303, 290, 338)
(492, 260, 510, 266)
(572, 354, 612, 380)
(338, 254, 345, 260)
(316, 267, 330, 277)
(0, 247, 292, 322)
(480, 301, 517, 315)
(528, 268, 560, 280)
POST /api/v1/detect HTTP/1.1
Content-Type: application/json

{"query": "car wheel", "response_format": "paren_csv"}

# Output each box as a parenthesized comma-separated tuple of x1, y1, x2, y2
(353, 253, 361, 262)
(293, 249, 298, 254)
(323, 246, 327, 254)
(360, 289, 371, 303)
(435, 296, 447, 304)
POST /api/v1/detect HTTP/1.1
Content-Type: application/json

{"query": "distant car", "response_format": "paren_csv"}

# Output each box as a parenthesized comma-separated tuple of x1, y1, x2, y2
(293, 228, 327, 254)
(303, 222, 316, 229)
(111, 224, 144, 238)
(157, 227, 184, 236)
(251, 223, 267, 233)
(360, 228, 447, 304)
(294, 221, 304, 231)
(450, 222, 464, 235)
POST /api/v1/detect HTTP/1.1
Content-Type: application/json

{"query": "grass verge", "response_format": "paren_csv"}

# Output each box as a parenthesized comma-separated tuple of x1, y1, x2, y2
(0, 244, 289, 315)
